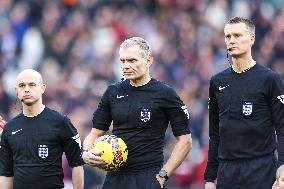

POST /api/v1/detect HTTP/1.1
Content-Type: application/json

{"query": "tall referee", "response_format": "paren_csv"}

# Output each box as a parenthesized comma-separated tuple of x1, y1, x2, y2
(204, 17, 284, 189)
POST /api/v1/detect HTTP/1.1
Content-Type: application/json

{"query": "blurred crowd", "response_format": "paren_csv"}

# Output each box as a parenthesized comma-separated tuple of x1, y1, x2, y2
(0, 0, 284, 188)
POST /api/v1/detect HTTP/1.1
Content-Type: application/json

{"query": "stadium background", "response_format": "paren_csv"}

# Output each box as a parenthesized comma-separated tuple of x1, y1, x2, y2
(0, 0, 284, 188)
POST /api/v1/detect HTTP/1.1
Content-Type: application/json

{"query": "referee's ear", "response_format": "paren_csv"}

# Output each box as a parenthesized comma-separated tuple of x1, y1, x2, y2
(146, 55, 153, 68)
(41, 84, 47, 94)
(250, 34, 255, 46)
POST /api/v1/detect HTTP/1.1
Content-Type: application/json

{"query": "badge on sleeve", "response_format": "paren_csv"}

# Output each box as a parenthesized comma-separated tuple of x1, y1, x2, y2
(277, 95, 284, 104)
(38, 144, 49, 159)
(242, 102, 253, 116)
(72, 134, 82, 149)
(140, 108, 151, 123)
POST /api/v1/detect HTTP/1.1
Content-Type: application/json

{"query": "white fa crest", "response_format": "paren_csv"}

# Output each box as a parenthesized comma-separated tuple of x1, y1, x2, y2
(242, 102, 253, 116)
(38, 144, 49, 159)
(140, 108, 151, 123)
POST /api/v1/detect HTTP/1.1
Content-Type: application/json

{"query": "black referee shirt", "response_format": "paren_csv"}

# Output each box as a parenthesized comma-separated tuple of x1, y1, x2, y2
(205, 63, 284, 181)
(0, 107, 84, 189)
(92, 78, 190, 172)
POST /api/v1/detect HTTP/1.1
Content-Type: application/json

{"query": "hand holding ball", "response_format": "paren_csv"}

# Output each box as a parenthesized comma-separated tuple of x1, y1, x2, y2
(92, 135, 128, 171)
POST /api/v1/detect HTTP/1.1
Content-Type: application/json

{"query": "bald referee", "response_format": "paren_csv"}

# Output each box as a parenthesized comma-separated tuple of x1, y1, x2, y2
(0, 69, 84, 189)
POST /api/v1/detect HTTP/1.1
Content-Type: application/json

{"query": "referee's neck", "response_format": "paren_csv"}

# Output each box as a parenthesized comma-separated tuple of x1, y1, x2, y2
(23, 103, 45, 117)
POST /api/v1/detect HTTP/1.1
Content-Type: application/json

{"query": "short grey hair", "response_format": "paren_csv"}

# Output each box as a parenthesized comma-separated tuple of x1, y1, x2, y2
(227, 17, 255, 35)
(120, 37, 152, 57)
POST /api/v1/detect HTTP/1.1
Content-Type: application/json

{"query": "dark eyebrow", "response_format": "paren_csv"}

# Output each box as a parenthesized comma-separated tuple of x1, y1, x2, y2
(128, 58, 137, 61)
(225, 32, 242, 37)
(18, 82, 37, 86)
(120, 58, 137, 62)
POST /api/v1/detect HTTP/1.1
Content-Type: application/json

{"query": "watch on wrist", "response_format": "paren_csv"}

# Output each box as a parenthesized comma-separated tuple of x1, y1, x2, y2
(158, 169, 169, 181)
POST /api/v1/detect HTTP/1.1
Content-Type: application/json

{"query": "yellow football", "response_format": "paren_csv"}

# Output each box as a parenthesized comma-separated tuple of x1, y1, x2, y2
(92, 135, 128, 171)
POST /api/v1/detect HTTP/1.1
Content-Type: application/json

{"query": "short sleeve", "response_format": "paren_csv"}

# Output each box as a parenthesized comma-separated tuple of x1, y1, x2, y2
(92, 86, 113, 131)
(0, 128, 14, 176)
(61, 117, 84, 167)
(163, 87, 190, 137)
(269, 72, 284, 166)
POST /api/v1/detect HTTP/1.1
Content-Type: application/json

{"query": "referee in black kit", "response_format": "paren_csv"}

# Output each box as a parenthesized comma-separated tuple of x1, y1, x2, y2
(204, 17, 284, 189)
(0, 69, 84, 189)
(82, 37, 192, 189)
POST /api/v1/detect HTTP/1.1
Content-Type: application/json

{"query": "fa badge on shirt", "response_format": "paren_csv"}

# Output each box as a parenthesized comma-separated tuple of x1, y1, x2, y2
(38, 144, 49, 159)
(140, 108, 151, 123)
(242, 101, 253, 116)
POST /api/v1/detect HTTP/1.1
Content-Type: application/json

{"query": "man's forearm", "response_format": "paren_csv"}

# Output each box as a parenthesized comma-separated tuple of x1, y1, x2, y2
(72, 166, 84, 189)
(83, 132, 96, 150)
(0, 176, 13, 189)
(83, 128, 106, 150)
(162, 134, 192, 176)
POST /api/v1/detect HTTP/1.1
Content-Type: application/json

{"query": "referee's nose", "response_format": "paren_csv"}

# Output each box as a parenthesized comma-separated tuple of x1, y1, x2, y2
(24, 86, 30, 93)
(122, 61, 131, 69)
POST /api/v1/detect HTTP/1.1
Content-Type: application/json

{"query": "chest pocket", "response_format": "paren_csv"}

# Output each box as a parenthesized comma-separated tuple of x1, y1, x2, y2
(111, 101, 130, 125)
(216, 88, 231, 115)
(8, 135, 27, 163)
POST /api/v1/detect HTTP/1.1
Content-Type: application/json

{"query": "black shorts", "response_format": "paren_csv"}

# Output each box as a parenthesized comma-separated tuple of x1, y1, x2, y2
(102, 166, 166, 189)
(13, 182, 62, 189)
(217, 154, 277, 189)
